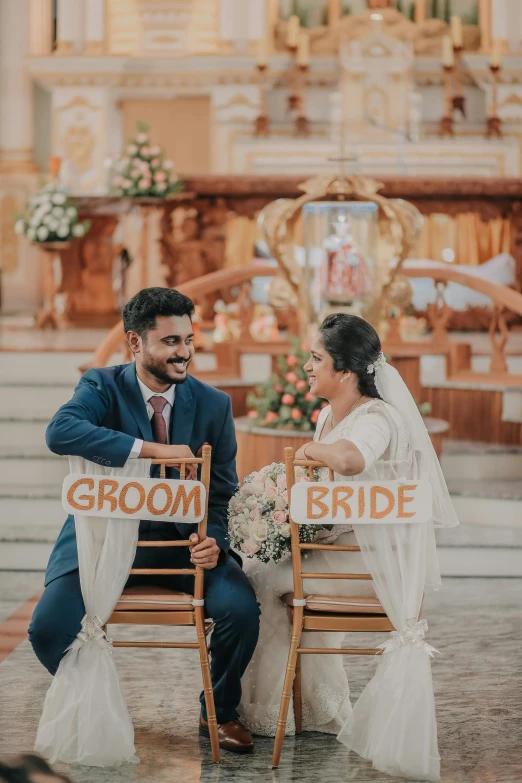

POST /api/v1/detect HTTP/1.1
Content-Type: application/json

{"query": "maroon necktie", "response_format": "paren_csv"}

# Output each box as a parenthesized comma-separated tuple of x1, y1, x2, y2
(149, 396, 168, 444)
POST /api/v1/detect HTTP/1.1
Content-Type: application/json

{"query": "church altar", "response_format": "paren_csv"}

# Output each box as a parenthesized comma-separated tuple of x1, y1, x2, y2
(39, 175, 522, 328)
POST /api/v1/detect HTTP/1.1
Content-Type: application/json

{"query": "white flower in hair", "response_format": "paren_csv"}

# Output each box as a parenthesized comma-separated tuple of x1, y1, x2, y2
(366, 352, 387, 374)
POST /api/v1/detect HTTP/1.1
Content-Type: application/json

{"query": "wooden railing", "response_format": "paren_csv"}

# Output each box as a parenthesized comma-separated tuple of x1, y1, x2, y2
(403, 263, 522, 378)
(83, 261, 522, 384)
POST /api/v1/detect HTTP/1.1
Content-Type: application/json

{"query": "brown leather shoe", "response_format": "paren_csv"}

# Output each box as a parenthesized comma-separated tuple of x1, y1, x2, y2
(199, 715, 254, 753)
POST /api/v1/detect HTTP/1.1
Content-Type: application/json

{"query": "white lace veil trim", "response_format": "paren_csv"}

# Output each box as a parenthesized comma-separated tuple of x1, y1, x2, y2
(374, 362, 459, 529)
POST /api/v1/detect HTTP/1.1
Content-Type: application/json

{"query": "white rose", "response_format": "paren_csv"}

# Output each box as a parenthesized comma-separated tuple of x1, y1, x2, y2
(155, 182, 167, 193)
(27, 227, 36, 240)
(52, 192, 66, 205)
(48, 218, 59, 231)
(127, 144, 138, 155)
(36, 226, 49, 241)
(280, 523, 291, 537)
(163, 160, 174, 170)
(136, 133, 149, 144)
(40, 202, 52, 214)
(66, 207, 77, 219)
(53, 206, 65, 218)
(251, 520, 268, 542)
(245, 495, 258, 510)
(73, 224, 86, 237)
(274, 496, 286, 511)
(250, 482, 265, 497)
(57, 225, 69, 238)
(240, 520, 252, 538)
(42, 214, 54, 227)
(29, 214, 40, 227)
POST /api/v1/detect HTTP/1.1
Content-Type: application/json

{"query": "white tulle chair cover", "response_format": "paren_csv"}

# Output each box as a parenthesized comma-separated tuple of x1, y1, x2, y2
(338, 516, 440, 781)
(35, 456, 151, 767)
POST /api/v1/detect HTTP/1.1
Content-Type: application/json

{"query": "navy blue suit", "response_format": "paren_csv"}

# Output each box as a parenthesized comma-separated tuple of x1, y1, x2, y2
(29, 363, 260, 724)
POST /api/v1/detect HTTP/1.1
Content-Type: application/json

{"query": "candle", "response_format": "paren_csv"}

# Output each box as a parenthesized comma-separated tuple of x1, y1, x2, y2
(256, 37, 267, 68)
(297, 31, 309, 66)
(490, 37, 501, 67)
(414, 0, 426, 24)
(442, 35, 454, 66)
(450, 15, 463, 48)
(287, 14, 299, 48)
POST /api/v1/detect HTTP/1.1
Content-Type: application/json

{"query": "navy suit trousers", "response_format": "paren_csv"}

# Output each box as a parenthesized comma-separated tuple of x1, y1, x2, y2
(29, 548, 260, 725)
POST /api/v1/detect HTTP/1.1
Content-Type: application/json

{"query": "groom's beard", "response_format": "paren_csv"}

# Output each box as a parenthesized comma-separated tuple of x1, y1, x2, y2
(142, 351, 192, 386)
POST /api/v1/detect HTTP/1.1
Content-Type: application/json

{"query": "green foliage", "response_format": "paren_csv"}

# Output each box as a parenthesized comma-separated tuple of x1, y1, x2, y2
(246, 337, 325, 432)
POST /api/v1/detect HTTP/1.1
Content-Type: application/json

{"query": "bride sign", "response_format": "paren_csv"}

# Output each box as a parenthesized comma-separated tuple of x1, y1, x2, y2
(291, 480, 432, 525)
(62, 474, 206, 524)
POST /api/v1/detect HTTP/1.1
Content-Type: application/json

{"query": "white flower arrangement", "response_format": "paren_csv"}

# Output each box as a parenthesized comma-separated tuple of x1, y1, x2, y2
(110, 122, 183, 198)
(228, 462, 331, 564)
(14, 184, 90, 244)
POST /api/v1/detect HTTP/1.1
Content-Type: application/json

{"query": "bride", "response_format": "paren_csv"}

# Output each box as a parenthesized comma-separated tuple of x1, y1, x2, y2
(239, 313, 457, 738)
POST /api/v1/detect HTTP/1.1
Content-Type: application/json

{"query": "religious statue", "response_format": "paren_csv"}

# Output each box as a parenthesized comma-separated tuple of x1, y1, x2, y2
(323, 213, 373, 305)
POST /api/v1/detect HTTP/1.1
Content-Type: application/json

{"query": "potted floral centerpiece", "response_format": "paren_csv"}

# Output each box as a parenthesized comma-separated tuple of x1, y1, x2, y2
(110, 122, 183, 198)
(246, 339, 326, 432)
(14, 185, 90, 245)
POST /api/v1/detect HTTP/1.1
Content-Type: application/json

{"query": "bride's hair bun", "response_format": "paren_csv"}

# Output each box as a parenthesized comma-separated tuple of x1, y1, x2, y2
(318, 313, 383, 399)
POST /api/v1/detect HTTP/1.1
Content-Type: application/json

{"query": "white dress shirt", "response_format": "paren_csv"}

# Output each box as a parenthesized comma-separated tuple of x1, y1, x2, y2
(128, 375, 176, 458)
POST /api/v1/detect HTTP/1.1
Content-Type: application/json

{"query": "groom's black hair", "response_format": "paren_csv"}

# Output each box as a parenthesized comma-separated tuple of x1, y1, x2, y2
(319, 313, 383, 400)
(123, 287, 195, 338)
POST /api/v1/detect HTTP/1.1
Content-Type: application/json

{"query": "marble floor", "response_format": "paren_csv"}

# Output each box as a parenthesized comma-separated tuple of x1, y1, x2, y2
(0, 575, 521, 783)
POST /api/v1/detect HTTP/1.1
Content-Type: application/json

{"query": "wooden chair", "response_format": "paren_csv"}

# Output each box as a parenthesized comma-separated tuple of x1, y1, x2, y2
(271, 447, 395, 769)
(106, 446, 220, 763)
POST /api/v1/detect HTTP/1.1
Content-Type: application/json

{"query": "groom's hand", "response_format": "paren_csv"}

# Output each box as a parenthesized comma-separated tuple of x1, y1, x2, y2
(189, 533, 220, 570)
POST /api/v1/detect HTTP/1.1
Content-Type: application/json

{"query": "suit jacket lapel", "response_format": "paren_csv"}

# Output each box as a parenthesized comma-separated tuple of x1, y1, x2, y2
(122, 363, 153, 442)
(170, 378, 195, 447)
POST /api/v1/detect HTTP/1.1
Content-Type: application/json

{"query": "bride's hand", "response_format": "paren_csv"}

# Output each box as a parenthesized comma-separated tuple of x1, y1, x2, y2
(295, 442, 313, 461)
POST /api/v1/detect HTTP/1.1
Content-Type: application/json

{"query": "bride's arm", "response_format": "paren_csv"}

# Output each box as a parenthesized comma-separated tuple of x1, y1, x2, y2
(298, 439, 365, 476)
(296, 411, 392, 476)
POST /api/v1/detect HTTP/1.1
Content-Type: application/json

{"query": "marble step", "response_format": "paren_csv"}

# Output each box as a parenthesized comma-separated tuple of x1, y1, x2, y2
(0, 497, 63, 542)
(0, 456, 69, 488)
(0, 384, 74, 419)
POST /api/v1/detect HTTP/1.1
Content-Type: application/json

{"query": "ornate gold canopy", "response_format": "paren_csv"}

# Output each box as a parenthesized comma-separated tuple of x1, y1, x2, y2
(259, 173, 423, 337)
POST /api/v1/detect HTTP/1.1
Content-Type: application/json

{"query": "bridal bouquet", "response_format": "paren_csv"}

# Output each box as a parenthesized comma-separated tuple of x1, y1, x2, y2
(14, 185, 90, 243)
(228, 462, 329, 564)
(110, 122, 182, 198)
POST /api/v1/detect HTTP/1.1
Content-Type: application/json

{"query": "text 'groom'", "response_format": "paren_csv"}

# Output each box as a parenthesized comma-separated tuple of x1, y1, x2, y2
(29, 287, 260, 753)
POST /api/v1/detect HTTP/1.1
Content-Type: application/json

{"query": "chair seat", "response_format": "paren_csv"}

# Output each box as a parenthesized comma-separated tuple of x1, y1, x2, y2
(282, 593, 385, 615)
(114, 586, 194, 611)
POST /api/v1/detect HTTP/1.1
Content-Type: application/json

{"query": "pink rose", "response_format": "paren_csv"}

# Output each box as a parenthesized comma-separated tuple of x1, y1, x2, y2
(275, 384, 283, 393)
(265, 411, 279, 423)
(149, 144, 161, 156)
(287, 355, 298, 367)
(272, 509, 288, 525)
(286, 372, 298, 384)
(296, 380, 307, 392)
(305, 392, 314, 402)
(241, 538, 260, 555)
(251, 471, 264, 483)
(138, 178, 151, 189)
(281, 393, 295, 406)
(310, 409, 320, 424)
(265, 485, 277, 499)
(240, 483, 254, 497)
(247, 410, 257, 419)
(291, 408, 303, 420)
(151, 157, 160, 167)
(136, 133, 149, 144)
(249, 507, 263, 523)
(154, 171, 167, 183)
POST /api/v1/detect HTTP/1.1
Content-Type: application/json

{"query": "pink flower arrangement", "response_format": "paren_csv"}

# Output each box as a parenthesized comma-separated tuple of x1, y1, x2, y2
(110, 122, 183, 198)
(228, 462, 327, 563)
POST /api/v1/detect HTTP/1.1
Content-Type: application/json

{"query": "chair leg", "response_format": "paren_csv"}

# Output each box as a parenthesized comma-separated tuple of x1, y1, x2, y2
(195, 607, 220, 763)
(271, 606, 303, 768)
(293, 653, 302, 734)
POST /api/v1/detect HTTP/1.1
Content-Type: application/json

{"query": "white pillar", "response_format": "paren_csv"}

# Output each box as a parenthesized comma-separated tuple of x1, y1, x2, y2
(491, 0, 521, 53)
(29, 0, 53, 56)
(55, 0, 84, 55)
(219, 0, 265, 47)
(84, 0, 106, 56)
(0, 0, 37, 172)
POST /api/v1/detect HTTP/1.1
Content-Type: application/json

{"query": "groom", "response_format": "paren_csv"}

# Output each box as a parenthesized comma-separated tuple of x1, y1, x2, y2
(29, 287, 260, 753)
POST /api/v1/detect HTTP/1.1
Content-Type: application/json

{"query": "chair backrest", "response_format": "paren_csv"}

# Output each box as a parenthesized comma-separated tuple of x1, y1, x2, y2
(148, 445, 212, 603)
(284, 446, 366, 604)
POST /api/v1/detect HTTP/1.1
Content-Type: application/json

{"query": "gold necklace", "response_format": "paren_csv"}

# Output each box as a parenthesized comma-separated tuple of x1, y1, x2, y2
(330, 394, 364, 430)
